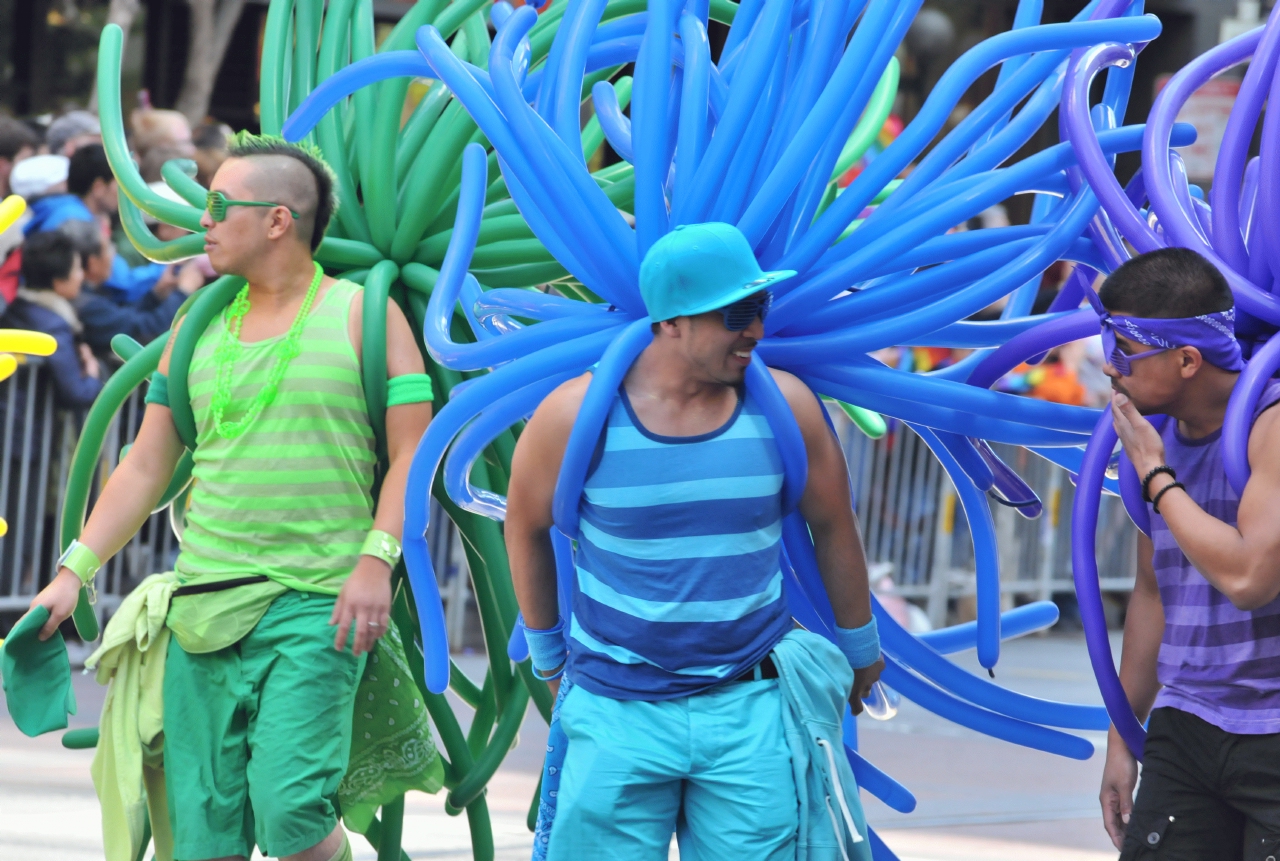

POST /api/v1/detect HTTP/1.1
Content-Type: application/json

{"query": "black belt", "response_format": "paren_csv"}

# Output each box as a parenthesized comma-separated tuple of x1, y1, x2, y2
(171, 574, 271, 597)
(732, 655, 778, 682)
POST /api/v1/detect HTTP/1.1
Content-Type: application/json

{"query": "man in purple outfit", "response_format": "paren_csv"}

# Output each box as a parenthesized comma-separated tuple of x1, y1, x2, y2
(1094, 248, 1280, 860)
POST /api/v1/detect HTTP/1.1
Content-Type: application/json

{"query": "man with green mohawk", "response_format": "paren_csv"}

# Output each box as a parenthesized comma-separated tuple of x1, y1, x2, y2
(28, 132, 438, 861)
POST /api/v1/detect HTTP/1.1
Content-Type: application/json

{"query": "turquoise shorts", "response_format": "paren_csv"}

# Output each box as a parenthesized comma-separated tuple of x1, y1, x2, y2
(548, 679, 798, 861)
(163, 591, 364, 859)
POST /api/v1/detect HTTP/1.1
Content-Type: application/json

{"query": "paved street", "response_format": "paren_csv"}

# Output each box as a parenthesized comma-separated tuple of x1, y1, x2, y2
(0, 632, 1122, 860)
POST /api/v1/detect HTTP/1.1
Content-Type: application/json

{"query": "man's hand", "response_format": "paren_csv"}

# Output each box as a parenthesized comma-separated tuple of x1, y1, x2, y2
(1111, 392, 1166, 477)
(151, 266, 180, 300)
(78, 344, 100, 380)
(28, 569, 83, 641)
(1100, 733, 1138, 850)
(331, 557, 392, 656)
(176, 260, 204, 295)
(849, 656, 885, 715)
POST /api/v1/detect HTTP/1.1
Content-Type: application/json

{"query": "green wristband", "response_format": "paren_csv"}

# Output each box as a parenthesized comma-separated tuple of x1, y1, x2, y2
(361, 530, 402, 568)
(57, 540, 101, 586)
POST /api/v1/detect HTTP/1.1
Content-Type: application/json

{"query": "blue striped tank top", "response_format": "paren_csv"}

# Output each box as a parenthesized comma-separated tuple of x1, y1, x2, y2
(568, 386, 793, 700)
(1151, 378, 1280, 734)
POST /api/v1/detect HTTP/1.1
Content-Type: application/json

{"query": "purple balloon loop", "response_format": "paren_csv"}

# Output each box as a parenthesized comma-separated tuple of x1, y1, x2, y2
(1117, 444, 1150, 536)
(1256, 47, 1280, 286)
(1210, 3, 1280, 275)
(1167, 151, 1210, 247)
(1063, 41, 1161, 254)
(1143, 26, 1280, 325)
(965, 308, 1099, 390)
(1073, 408, 1147, 758)
(1222, 334, 1280, 496)
(1047, 264, 1097, 314)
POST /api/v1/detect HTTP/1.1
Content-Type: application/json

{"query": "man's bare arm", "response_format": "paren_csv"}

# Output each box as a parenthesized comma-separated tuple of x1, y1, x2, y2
(773, 371, 882, 710)
(774, 371, 872, 628)
(372, 300, 431, 542)
(1114, 395, 1280, 609)
(506, 376, 590, 632)
(1100, 532, 1164, 848)
(333, 299, 432, 655)
(30, 323, 188, 638)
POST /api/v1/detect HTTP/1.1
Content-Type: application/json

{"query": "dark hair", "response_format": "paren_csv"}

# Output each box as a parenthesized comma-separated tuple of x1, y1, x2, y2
(56, 219, 104, 260)
(21, 231, 77, 289)
(1098, 247, 1233, 318)
(67, 143, 114, 197)
(226, 131, 338, 252)
(0, 117, 40, 161)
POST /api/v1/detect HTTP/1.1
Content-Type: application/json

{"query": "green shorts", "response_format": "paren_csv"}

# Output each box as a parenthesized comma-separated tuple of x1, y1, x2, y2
(163, 591, 364, 859)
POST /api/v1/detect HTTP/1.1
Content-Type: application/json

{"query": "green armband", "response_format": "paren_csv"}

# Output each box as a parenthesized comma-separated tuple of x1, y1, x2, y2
(386, 373, 434, 406)
(361, 530, 402, 568)
(57, 540, 101, 586)
(144, 371, 170, 407)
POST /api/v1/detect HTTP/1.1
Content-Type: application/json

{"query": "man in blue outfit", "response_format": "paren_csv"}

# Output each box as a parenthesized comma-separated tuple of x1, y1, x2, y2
(506, 222, 883, 860)
(23, 144, 165, 303)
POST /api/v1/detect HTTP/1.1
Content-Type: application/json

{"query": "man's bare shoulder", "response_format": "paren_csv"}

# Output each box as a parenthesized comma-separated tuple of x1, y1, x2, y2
(1248, 401, 1280, 473)
(767, 367, 824, 425)
(526, 372, 594, 438)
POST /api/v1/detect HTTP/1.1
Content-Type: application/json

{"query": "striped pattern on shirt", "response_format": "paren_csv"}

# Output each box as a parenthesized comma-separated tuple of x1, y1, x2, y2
(568, 387, 793, 701)
(1151, 378, 1280, 734)
(174, 278, 376, 595)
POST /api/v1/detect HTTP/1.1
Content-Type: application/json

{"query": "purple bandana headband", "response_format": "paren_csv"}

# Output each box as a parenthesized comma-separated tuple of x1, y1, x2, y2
(1083, 287, 1245, 375)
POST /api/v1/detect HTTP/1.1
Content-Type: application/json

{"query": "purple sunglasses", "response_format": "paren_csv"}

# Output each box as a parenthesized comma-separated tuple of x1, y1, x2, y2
(1102, 326, 1169, 376)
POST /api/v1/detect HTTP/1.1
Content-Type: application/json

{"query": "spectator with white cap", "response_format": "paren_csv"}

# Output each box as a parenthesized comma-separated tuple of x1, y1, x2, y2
(8, 154, 69, 200)
(22, 144, 166, 304)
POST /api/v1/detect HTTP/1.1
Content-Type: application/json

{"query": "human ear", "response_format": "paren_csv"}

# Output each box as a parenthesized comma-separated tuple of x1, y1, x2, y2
(1179, 346, 1203, 379)
(267, 208, 291, 241)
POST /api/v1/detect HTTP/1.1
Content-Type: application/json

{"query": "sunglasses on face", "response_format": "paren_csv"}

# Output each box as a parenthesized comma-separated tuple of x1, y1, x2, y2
(205, 190, 300, 222)
(1103, 328, 1168, 376)
(717, 291, 772, 331)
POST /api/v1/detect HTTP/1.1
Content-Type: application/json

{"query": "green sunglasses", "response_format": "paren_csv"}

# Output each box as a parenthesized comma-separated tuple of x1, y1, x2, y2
(205, 190, 300, 222)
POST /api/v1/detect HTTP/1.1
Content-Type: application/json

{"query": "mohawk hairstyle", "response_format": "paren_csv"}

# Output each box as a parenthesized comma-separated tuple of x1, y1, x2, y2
(226, 131, 339, 251)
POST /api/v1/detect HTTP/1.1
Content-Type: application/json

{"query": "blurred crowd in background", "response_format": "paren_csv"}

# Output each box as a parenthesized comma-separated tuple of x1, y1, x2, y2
(0, 101, 1109, 417)
(0, 103, 230, 409)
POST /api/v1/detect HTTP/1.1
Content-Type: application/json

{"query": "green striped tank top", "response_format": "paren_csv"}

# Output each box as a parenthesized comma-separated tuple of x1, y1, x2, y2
(168, 278, 376, 652)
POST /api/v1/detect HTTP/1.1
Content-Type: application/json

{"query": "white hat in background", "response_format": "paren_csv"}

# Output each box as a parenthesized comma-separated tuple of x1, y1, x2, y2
(9, 154, 70, 198)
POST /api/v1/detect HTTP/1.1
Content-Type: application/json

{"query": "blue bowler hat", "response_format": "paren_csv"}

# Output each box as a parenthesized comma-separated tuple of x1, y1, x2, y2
(639, 222, 796, 321)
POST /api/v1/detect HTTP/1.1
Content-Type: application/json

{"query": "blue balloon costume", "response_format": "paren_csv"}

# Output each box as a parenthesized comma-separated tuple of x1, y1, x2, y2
(281, 0, 1276, 855)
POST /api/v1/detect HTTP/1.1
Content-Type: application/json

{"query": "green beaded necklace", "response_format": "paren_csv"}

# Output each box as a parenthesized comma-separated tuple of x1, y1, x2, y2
(210, 262, 324, 439)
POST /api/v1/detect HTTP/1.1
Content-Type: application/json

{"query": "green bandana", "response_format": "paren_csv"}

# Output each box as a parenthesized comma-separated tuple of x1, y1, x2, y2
(339, 622, 445, 833)
(1, 607, 77, 737)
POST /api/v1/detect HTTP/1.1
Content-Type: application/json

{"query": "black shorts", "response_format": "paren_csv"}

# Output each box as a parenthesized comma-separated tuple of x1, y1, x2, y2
(1121, 707, 1280, 861)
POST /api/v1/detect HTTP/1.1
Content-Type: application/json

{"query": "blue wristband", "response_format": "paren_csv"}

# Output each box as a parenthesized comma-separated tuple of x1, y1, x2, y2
(834, 617, 881, 670)
(524, 616, 569, 675)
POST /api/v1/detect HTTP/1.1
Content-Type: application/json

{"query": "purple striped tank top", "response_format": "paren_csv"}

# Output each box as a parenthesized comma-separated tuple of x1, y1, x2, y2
(1150, 378, 1280, 734)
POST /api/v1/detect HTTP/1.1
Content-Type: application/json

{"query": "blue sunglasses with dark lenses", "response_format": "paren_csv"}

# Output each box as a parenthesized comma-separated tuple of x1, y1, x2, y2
(717, 292, 772, 331)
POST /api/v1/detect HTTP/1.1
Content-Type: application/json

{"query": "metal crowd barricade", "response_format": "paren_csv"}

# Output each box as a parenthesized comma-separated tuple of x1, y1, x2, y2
(0, 359, 474, 641)
(0, 359, 178, 625)
(1, 359, 1137, 642)
(834, 409, 1137, 629)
